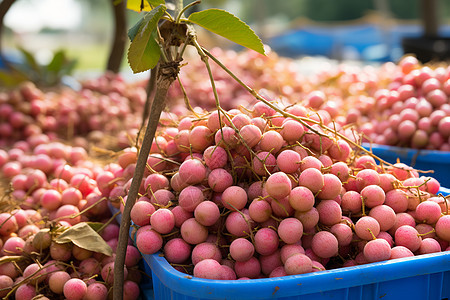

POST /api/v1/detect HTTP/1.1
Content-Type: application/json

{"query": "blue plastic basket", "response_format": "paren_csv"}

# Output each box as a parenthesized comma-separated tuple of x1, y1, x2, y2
(136, 188, 450, 300)
(362, 143, 450, 188)
(144, 251, 450, 300)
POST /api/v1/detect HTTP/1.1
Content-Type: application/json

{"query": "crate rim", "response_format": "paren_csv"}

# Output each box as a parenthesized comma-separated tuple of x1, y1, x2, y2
(361, 143, 450, 163)
(361, 142, 450, 154)
(145, 251, 450, 299)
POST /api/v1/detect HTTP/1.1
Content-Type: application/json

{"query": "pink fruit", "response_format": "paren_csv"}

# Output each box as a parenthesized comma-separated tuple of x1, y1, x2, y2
(278, 218, 303, 244)
(395, 225, 422, 252)
(180, 218, 208, 245)
(191, 242, 222, 265)
(311, 231, 338, 258)
(254, 228, 279, 256)
(48, 271, 71, 294)
(135, 226, 163, 254)
(355, 216, 380, 240)
(363, 239, 391, 262)
(221, 186, 248, 211)
(265, 172, 292, 200)
(234, 257, 261, 279)
(164, 238, 192, 264)
(0, 213, 18, 235)
(0, 275, 13, 298)
(193, 259, 222, 280)
(298, 168, 324, 194)
(289, 186, 315, 212)
(436, 215, 450, 242)
(284, 253, 312, 275)
(150, 208, 175, 234)
(194, 201, 220, 226)
(316, 200, 342, 226)
(63, 278, 87, 300)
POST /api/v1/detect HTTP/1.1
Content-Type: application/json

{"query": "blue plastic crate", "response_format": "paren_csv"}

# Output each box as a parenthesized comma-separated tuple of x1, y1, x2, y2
(143, 252, 450, 300)
(139, 259, 154, 300)
(138, 188, 450, 300)
(362, 143, 450, 188)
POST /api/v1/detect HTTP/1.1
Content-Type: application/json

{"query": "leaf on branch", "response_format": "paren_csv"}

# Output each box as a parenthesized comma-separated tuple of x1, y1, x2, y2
(127, 0, 165, 12)
(128, 16, 145, 41)
(127, 4, 166, 73)
(147, 0, 165, 7)
(86, 222, 105, 232)
(187, 8, 265, 55)
(55, 222, 113, 256)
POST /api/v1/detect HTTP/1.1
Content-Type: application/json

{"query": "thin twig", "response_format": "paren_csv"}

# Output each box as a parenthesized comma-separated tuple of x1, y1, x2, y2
(176, 74, 200, 117)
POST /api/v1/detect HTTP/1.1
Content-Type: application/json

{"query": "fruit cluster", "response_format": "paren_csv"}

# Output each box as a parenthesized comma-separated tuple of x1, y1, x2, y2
(354, 56, 450, 150)
(110, 101, 449, 280)
(164, 47, 309, 111)
(0, 78, 146, 150)
(0, 137, 143, 300)
(159, 50, 450, 150)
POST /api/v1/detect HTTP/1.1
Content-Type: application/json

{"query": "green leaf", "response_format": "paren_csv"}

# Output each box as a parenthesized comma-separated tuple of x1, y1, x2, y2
(0, 69, 28, 86)
(86, 222, 105, 232)
(139, 29, 160, 71)
(60, 58, 78, 76)
(47, 50, 65, 72)
(128, 16, 146, 41)
(55, 222, 113, 256)
(127, 0, 165, 12)
(147, 0, 165, 7)
(187, 8, 265, 55)
(44, 50, 77, 85)
(66, 59, 77, 73)
(18, 47, 41, 75)
(127, 4, 166, 73)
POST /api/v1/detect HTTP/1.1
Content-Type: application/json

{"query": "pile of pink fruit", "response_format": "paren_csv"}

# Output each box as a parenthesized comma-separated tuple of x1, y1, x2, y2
(0, 50, 449, 299)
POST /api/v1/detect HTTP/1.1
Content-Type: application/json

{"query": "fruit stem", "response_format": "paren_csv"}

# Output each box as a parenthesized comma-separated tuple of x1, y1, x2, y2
(191, 36, 231, 162)
(270, 215, 282, 222)
(360, 195, 366, 216)
(5, 261, 53, 299)
(176, 0, 201, 24)
(417, 228, 436, 237)
(97, 211, 121, 234)
(177, 74, 200, 117)
(367, 228, 377, 240)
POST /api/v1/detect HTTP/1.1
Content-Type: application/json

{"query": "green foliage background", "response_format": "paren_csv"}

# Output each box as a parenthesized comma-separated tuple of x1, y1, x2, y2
(234, 0, 449, 22)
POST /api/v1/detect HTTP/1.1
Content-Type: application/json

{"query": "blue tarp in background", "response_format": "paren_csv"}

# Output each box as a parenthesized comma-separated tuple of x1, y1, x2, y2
(269, 24, 450, 62)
